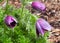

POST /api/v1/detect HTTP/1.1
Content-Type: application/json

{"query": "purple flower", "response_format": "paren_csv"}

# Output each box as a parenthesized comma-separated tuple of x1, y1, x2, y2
(5, 15, 17, 28)
(36, 18, 51, 36)
(31, 1, 46, 11)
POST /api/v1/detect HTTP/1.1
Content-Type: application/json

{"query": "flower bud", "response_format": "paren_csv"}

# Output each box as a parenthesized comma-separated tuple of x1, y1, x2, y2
(31, 1, 46, 11)
(5, 15, 17, 28)
(36, 18, 51, 36)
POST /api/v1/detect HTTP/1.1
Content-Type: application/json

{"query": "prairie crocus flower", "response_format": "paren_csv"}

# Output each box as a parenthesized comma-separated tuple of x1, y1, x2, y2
(5, 15, 17, 28)
(31, 1, 46, 11)
(36, 18, 51, 36)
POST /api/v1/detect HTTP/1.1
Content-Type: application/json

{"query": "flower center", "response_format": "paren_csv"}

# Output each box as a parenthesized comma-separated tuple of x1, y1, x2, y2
(10, 21, 16, 27)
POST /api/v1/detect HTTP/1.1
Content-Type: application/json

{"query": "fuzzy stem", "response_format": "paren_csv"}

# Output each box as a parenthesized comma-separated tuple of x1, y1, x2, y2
(5, 0, 8, 14)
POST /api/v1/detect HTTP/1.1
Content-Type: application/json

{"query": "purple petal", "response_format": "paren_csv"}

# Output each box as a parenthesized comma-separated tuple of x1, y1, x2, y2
(38, 18, 52, 31)
(5, 15, 17, 28)
(36, 21, 44, 36)
(31, 1, 46, 11)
